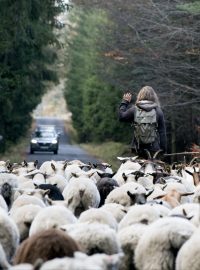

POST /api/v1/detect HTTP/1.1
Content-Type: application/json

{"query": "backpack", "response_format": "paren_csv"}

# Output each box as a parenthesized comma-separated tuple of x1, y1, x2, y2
(133, 106, 158, 144)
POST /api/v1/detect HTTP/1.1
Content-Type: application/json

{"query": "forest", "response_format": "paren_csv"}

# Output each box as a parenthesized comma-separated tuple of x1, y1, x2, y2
(0, 0, 199, 155)
(64, 0, 200, 155)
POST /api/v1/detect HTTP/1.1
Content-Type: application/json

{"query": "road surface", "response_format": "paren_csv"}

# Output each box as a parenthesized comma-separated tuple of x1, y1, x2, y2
(26, 117, 99, 166)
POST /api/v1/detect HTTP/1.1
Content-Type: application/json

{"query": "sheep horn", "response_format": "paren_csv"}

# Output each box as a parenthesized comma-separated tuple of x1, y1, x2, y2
(189, 157, 198, 166)
(153, 149, 163, 159)
(144, 149, 152, 159)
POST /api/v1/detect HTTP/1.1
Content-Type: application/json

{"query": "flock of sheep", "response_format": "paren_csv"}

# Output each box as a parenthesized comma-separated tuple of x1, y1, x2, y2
(0, 152, 199, 270)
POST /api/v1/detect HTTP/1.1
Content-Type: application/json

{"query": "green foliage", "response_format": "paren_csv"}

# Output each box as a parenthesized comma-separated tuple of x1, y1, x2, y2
(177, 1, 200, 14)
(65, 8, 131, 144)
(0, 0, 66, 151)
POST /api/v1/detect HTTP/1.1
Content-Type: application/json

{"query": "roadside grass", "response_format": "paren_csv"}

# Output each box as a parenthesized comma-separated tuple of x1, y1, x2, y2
(81, 141, 131, 171)
(0, 136, 30, 163)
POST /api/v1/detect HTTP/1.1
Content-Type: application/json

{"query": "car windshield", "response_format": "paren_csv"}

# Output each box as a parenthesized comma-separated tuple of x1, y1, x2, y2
(35, 131, 55, 138)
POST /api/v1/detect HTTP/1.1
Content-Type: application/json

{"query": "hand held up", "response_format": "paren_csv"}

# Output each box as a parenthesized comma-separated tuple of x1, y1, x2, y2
(123, 92, 132, 102)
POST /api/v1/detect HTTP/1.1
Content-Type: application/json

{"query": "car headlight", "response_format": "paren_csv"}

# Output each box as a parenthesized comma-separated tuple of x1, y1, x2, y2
(31, 139, 37, 144)
(51, 139, 58, 144)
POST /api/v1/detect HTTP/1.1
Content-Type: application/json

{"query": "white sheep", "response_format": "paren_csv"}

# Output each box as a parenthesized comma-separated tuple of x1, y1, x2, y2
(117, 223, 147, 270)
(0, 207, 19, 261)
(118, 204, 160, 230)
(29, 205, 77, 236)
(10, 204, 42, 241)
(100, 203, 127, 223)
(176, 226, 200, 270)
(10, 194, 46, 210)
(0, 243, 10, 269)
(62, 177, 100, 217)
(134, 216, 195, 270)
(170, 203, 200, 227)
(105, 182, 146, 207)
(60, 223, 121, 255)
(0, 194, 8, 212)
(78, 208, 118, 231)
(40, 251, 122, 270)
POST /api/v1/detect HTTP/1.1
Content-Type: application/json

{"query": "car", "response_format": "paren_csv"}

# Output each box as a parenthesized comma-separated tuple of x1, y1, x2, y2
(30, 130, 59, 154)
(35, 125, 61, 140)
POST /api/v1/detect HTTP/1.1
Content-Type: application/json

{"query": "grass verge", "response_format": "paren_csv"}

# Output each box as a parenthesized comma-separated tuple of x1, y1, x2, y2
(81, 141, 131, 171)
(0, 136, 30, 163)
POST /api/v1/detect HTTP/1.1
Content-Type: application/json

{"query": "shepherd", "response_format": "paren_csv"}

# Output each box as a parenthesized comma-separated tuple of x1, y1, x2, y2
(119, 85, 167, 159)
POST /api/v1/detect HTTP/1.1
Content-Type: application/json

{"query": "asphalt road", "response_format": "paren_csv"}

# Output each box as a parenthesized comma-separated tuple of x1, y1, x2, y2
(26, 117, 99, 166)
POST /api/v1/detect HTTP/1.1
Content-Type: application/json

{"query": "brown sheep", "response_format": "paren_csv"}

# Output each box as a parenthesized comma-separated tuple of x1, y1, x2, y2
(13, 229, 81, 265)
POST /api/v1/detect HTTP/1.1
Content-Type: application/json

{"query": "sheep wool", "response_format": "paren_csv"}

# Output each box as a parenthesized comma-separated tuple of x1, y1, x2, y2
(134, 217, 195, 270)
(78, 208, 118, 231)
(176, 227, 200, 270)
(0, 208, 19, 261)
(29, 205, 77, 236)
(61, 223, 121, 256)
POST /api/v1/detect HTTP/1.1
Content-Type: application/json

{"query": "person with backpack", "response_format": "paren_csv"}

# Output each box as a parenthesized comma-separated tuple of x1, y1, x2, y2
(119, 86, 167, 159)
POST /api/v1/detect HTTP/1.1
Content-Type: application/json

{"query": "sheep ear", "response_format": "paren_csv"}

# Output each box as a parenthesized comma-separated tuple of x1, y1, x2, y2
(53, 183, 57, 186)
(41, 189, 50, 196)
(63, 162, 68, 170)
(71, 173, 78, 178)
(46, 197, 53, 205)
(34, 160, 38, 168)
(51, 163, 56, 171)
(127, 191, 137, 204)
(34, 183, 39, 189)
(122, 173, 127, 181)
(23, 160, 28, 167)
(145, 189, 154, 198)
(96, 171, 103, 178)
(182, 208, 187, 216)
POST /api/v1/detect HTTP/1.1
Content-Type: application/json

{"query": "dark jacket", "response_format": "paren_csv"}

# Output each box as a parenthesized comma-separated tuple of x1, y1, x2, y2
(119, 99, 167, 154)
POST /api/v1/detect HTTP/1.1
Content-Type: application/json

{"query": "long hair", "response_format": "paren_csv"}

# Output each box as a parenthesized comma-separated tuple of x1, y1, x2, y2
(136, 86, 160, 107)
(13, 229, 81, 265)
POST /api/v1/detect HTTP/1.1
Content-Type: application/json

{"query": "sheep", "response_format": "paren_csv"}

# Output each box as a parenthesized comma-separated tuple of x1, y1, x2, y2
(163, 182, 194, 204)
(170, 203, 200, 227)
(117, 156, 141, 171)
(62, 177, 100, 217)
(153, 189, 194, 209)
(105, 182, 146, 207)
(0, 207, 19, 261)
(34, 183, 64, 200)
(29, 205, 77, 236)
(13, 229, 80, 265)
(60, 223, 121, 256)
(0, 243, 10, 269)
(78, 208, 118, 230)
(9, 264, 33, 270)
(0, 194, 8, 212)
(13, 188, 50, 202)
(100, 203, 127, 223)
(176, 226, 200, 270)
(10, 204, 42, 242)
(134, 216, 195, 270)
(44, 174, 68, 193)
(40, 252, 122, 270)
(117, 223, 147, 270)
(10, 194, 46, 210)
(39, 160, 66, 177)
(0, 172, 18, 208)
(118, 204, 160, 230)
(96, 177, 119, 206)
